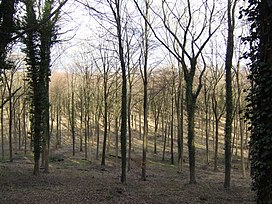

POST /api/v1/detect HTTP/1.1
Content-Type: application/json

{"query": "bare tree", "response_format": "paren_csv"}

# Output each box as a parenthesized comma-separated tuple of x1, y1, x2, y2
(134, 0, 221, 184)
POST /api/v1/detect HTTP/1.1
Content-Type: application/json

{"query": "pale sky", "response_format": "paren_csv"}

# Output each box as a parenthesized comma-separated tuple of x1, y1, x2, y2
(52, 0, 248, 72)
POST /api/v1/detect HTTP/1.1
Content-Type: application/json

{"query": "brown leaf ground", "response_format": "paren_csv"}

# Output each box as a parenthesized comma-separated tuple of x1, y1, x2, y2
(0, 147, 255, 204)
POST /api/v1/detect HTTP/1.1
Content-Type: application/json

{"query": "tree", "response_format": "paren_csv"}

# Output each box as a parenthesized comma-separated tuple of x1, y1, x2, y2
(2, 60, 23, 161)
(140, 0, 150, 181)
(175, 62, 184, 172)
(150, 77, 163, 156)
(243, 0, 272, 201)
(106, 0, 128, 183)
(67, 70, 76, 156)
(23, 0, 67, 175)
(134, 0, 220, 184)
(39, 0, 60, 173)
(202, 73, 212, 165)
(23, 0, 42, 175)
(95, 44, 114, 168)
(0, 74, 7, 160)
(224, 0, 237, 189)
(210, 68, 225, 171)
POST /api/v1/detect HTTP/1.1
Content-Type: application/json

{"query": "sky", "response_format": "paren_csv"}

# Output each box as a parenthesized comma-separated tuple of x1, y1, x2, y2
(51, 0, 249, 73)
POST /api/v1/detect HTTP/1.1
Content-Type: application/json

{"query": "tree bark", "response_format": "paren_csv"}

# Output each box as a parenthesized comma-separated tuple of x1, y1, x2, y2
(186, 78, 197, 184)
(224, 0, 236, 189)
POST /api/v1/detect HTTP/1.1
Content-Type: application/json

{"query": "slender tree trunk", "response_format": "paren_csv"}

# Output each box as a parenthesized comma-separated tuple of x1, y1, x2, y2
(18, 107, 21, 151)
(162, 121, 167, 161)
(141, 0, 149, 181)
(235, 113, 239, 156)
(236, 64, 245, 177)
(56, 105, 60, 149)
(59, 113, 62, 147)
(9, 88, 13, 162)
(115, 115, 119, 164)
(224, 0, 236, 189)
(1, 104, 4, 160)
(139, 109, 142, 139)
(80, 101, 83, 152)
(170, 82, 174, 165)
(153, 108, 160, 155)
(107, 118, 111, 154)
(214, 118, 219, 171)
(96, 116, 100, 160)
(232, 114, 236, 155)
(177, 84, 184, 172)
(71, 90, 75, 156)
(84, 112, 89, 159)
(204, 81, 210, 165)
(101, 84, 108, 167)
(142, 77, 148, 180)
(186, 80, 197, 184)
(127, 95, 132, 171)
(212, 114, 215, 151)
(239, 116, 245, 177)
(114, 79, 119, 164)
(110, 0, 127, 182)
(23, 104, 27, 155)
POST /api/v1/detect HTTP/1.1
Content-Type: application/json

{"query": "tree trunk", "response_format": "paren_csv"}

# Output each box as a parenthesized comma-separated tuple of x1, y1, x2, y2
(186, 80, 197, 184)
(96, 117, 100, 160)
(214, 118, 219, 171)
(80, 100, 83, 152)
(170, 83, 174, 165)
(177, 84, 184, 172)
(236, 63, 245, 177)
(101, 84, 108, 167)
(224, 0, 235, 189)
(139, 109, 142, 140)
(56, 105, 60, 148)
(9, 86, 13, 162)
(111, 1, 127, 183)
(162, 120, 167, 161)
(84, 113, 89, 159)
(239, 116, 245, 177)
(127, 102, 132, 171)
(71, 90, 75, 156)
(1, 104, 4, 160)
(23, 103, 27, 155)
(204, 80, 210, 165)
(115, 115, 119, 164)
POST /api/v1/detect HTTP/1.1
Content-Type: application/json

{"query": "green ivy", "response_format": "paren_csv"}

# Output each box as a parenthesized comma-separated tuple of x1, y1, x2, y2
(242, 0, 272, 203)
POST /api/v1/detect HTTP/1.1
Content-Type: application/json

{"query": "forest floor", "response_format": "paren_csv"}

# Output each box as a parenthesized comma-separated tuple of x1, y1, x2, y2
(0, 144, 255, 204)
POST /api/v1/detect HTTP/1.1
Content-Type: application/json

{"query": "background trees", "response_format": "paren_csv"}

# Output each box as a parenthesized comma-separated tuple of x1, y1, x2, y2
(134, 0, 223, 184)
(0, 0, 267, 201)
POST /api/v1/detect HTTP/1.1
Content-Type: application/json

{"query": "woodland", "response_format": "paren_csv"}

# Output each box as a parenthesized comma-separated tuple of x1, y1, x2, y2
(0, 0, 271, 203)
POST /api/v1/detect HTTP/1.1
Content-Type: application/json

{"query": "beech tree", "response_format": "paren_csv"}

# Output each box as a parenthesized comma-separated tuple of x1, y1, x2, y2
(105, 0, 128, 183)
(139, 0, 150, 181)
(210, 68, 225, 171)
(134, 0, 221, 184)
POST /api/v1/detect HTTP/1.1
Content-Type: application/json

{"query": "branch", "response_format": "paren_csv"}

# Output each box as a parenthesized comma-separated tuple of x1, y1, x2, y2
(0, 87, 22, 109)
(133, 0, 183, 65)
(11, 0, 68, 42)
